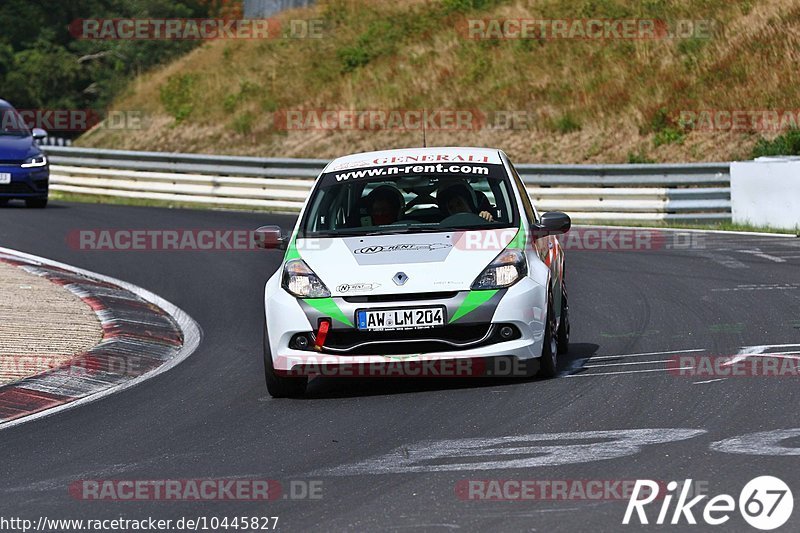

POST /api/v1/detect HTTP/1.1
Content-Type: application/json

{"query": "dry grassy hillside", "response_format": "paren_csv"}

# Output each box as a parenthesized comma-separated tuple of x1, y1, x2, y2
(80, 0, 800, 163)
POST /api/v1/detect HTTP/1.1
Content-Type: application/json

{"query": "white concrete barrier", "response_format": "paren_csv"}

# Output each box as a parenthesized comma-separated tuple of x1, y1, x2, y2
(731, 157, 800, 230)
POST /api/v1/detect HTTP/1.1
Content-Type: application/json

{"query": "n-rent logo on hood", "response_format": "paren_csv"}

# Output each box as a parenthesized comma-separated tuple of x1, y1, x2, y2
(353, 243, 452, 254)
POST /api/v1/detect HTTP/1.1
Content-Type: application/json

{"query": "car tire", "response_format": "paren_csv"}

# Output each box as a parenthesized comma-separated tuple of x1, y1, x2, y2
(0, 199, 8, 207)
(537, 290, 559, 379)
(25, 198, 47, 208)
(557, 281, 570, 355)
(263, 326, 307, 398)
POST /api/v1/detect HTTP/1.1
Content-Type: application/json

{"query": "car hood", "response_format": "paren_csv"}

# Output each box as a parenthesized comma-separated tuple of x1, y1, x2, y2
(297, 228, 519, 296)
(0, 135, 37, 161)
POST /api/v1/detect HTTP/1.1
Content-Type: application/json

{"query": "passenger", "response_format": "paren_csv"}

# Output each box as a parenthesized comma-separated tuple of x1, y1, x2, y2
(437, 183, 494, 221)
(364, 185, 405, 225)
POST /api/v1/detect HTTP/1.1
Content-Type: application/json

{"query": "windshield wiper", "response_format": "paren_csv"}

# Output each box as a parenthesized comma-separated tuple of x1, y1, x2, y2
(363, 226, 453, 235)
(441, 225, 512, 232)
(305, 224, 509, 238)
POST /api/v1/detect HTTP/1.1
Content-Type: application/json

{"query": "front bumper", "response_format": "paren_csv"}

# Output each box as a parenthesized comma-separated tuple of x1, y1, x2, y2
(264, 272, 548, 373)
(0, 164, 49, 199)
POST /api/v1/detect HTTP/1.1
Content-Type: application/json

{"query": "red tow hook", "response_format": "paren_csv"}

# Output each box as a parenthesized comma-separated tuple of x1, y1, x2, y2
(314, 319, 331, 351)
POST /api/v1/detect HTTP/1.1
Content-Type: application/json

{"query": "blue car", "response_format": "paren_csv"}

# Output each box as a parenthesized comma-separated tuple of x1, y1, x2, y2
(0, 99, 49, 208)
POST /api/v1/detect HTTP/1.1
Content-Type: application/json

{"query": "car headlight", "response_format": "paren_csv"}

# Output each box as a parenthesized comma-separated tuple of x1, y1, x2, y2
(281, 259, 331, 298)
(471, 249, 527, 290)
(21, 154, 47, 168)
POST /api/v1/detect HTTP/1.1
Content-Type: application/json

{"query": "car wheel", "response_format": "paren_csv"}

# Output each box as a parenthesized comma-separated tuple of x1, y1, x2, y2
(537, 290, 559, 378)
(25, 198, 47, 208)
(557, 281, 570, 355)
(263, 326, 307, 398)
(0, 199, 8, 207)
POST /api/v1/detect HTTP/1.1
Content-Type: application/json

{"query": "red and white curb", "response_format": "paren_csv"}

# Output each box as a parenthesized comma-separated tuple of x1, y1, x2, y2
(0, 247, 201, 430)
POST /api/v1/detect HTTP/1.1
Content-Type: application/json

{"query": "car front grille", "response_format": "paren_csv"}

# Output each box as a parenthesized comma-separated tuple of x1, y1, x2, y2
(319, 323, 520, 355)
(342, 291, 458, 303)
(0, 183, 34, 194)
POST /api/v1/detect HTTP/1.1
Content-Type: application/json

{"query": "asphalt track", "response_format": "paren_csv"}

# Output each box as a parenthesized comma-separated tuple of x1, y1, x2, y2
(0, 201, 799, 532)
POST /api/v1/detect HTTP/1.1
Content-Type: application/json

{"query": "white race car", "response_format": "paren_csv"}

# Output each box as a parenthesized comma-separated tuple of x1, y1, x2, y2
(258, 147, 571, 397)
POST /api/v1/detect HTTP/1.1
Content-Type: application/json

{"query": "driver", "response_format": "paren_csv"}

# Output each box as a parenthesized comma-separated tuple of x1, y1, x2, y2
(437, 183, 494, 221)
(364, 185, 405, 225)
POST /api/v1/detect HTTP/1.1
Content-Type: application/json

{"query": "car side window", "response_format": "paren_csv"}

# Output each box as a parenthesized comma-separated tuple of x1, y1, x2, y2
(508, 163, 539, 226)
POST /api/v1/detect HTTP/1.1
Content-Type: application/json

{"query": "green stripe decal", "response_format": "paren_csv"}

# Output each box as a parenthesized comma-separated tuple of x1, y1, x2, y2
(303, 297, 353, 327)
(449, 290, 498, 323)
(507, 221, 526, 250)
(284, 231, 301, 261)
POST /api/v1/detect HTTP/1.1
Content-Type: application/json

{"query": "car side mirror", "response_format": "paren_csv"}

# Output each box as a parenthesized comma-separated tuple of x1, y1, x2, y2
(31, 128, 47, 140)
(254, 225, 287, 250)
(539, 211, 571, 235)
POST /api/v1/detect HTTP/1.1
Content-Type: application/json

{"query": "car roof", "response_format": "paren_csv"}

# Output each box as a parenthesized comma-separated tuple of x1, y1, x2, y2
(325, 147, 505, 172)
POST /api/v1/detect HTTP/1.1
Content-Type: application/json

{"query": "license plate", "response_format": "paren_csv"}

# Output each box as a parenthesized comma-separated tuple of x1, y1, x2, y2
(0, 173, 10, 184)
(357, 306, 445, 331)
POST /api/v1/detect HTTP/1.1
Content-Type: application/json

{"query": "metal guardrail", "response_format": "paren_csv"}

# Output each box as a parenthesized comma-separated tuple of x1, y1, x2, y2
(43, 146, 732, 222)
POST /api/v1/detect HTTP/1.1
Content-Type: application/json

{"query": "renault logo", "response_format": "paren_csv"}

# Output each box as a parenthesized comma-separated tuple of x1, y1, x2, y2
(393, 272, 409, 286)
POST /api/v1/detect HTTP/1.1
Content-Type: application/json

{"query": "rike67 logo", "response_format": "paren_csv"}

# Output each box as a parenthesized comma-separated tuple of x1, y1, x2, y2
(624, 476, 793, 530)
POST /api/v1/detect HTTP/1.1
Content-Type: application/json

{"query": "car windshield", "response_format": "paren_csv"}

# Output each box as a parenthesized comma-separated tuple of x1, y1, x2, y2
(300, 161, 518, 237)
(0, 105, 31, 137)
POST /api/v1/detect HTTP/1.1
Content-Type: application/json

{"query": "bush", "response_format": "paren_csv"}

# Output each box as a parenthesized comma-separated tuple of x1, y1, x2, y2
(643, 107, 686, 146)
(627, 151, 655, 164)
(441, 0, 503, 13)
(653, 127, 685, 147)
(555, 112, 581, 134)
(337, 19, 400, 72)
(231, 113, 254, 135)
(159, 74, 197, 123)
(751, 129, 800, 158)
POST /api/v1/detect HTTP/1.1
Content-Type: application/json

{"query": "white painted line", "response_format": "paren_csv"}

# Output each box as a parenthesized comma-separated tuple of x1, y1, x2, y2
(712, 284, 799, 292)
(721, 353, 800, 364)
(726, 344, 800, 366)
(565, 366, 693, 378)
(736, 249, 786, 263)
(693, 378, 726, 385)
(584, 360, 671, 368)
(0, 247, 203, 432)
(750, 250, 800, 255)
(312, 429, 707, 475)
(697, 252, 748, 269)
(574, 224, 798, 239)
(590, 348, 705, 361)
(711, 429, 800, 456)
